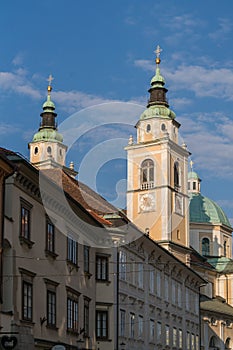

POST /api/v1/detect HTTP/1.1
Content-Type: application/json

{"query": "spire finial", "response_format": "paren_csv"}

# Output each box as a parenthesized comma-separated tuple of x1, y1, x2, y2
(47, 74, 54, 95)
(154, 45, 162, 65)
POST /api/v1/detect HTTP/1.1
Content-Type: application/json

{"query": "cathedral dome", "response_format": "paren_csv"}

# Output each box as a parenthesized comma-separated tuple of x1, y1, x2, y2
(33, 128, 63, 143)
(189, 193, 231, 228)
(140, 105, 176, 120)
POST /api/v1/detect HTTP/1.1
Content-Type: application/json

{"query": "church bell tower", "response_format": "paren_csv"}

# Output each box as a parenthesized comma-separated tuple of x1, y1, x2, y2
(126, 46, 191, 262)
(29, 76, 67, 170)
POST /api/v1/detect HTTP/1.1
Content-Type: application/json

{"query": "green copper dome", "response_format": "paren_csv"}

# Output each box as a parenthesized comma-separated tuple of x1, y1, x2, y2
(189, 193, 231, 227)
(150, 67, 165, 85)
(188, 171, 199, 180)
(43, 95, 55, 110)
(33, 128, 63, 143)
(140, 105, 176, 120)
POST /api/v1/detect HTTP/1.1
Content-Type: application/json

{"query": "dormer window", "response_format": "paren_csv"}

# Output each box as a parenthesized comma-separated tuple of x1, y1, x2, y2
(141, 159, 154, 190)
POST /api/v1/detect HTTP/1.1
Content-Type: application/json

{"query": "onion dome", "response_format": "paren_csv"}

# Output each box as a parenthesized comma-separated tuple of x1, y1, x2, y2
(140, 45, 176, 121)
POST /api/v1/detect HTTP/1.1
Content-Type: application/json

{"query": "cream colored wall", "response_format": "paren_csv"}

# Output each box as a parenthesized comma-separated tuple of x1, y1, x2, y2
(2, 174, 97, 348)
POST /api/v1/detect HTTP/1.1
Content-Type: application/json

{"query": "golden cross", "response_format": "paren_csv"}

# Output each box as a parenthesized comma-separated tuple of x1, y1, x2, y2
(47, 74, 54, 86)
(154, 45, 162, 59)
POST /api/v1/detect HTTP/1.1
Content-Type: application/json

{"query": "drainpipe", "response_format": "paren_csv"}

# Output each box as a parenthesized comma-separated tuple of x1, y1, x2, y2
(116, 248, 119, 350)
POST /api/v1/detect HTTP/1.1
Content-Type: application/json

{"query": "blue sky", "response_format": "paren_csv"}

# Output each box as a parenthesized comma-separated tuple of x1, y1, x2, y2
(1, 1, 233, 224)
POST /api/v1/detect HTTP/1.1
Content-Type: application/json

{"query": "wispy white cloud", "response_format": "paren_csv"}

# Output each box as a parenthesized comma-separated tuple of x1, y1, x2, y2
(134, 59, 233, 101)
(179, 113, 233, 178)
(0, 122, 20, 135)
(209, 18, 233, 41)
(0, 69, 41, 99)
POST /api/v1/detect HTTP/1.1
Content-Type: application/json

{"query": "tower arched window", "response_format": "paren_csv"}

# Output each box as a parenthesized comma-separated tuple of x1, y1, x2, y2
(223, 240, 227, 257)
(141, 159, 154, 190)
(174, 162, 180, 189)
(202, 238, 210, 256)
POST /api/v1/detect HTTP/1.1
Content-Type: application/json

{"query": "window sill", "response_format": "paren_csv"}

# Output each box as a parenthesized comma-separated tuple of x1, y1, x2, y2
(84, 271, 92, 279)
(46, 324, 58, 331)
(19, 236, 35, 248)
(66, 261, 79, 272)
(96, 338, 112, 342)
(66, 329, 79, 335)
(96, 279, 111, 285)
(20, 319, 35, 326)
(45, 250, 58, 259)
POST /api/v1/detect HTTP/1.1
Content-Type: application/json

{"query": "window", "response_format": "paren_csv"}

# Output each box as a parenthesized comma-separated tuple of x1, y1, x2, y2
(20, 268, 35, 322)
(84, 245, 90, 273)
(193, 182, 196, 190)
(149, 269, 154, 294)
(174, 162, 179, 188)
(138, 315, 143, 338)
(165, 325, 170, 346)
(120, 309, 126, 337)
(202, 237, 210, 256)
(131, 261, 136, 285)
(22, 281, 33, 321)
(186, 289, 189, 310)
(187, 331, 190, 350)
(67, 289, 79, 332)
(164, 275, 169, 301)
(46, 221, 55, 253)
(138, 262, 143, 288)
(177, 282, 182, 307)
(156, 270, 161, 297)
(172, 280, 176, 304)
(150, 319, 155, 341)
(141, 159, 154, 189)
(130, 313, 135, 338)
(146, 124, 151, 132)
(20, 202, 31, 241)
(44, 279, 58, 328)
(119, 251, 127, 281)
(67, 236, 78, 265)
(96, 255, 108, 281)
(224, 240, 227, 257)
(191, 333, 195, 350)
(195, 335, 199, 350)
(96, 310, 108, 339)
(179, 329, 183, 348)
(157, 322, 162, 343)
(47, 291, 56, 327)
(173, 328, 177, 347)
(84, 298, 90, 337)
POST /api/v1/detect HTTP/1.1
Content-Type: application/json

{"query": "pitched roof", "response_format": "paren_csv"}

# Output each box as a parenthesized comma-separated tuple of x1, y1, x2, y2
(42, 168, 124, 227)
(200, 295, 233, 318)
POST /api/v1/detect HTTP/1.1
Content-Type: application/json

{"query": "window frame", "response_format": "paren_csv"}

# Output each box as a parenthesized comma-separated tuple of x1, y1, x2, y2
(96, 310, 108, 340)
(22, 281, 33, 322)
(84, 245, 90, 274)
(46, 219, 56, 256)
(141, 159, 154, 190)
(47, 290, 56, 327)
(96, 255, 109, 281)
(83, 297, 90, 337)
(67, 235, 78, 266)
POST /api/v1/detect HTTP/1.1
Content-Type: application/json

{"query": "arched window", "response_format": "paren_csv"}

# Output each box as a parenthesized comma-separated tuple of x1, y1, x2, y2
(209, 336, 219, 349)
(223, 241, 227, 257)
(141, 159, 154, 190)
(174, 162, 179, 188)
(225, 338, 231, 349)
(202, 238, 210, 256)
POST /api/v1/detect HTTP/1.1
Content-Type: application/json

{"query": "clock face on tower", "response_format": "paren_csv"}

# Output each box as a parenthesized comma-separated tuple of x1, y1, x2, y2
(139, 193, 155, 212)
